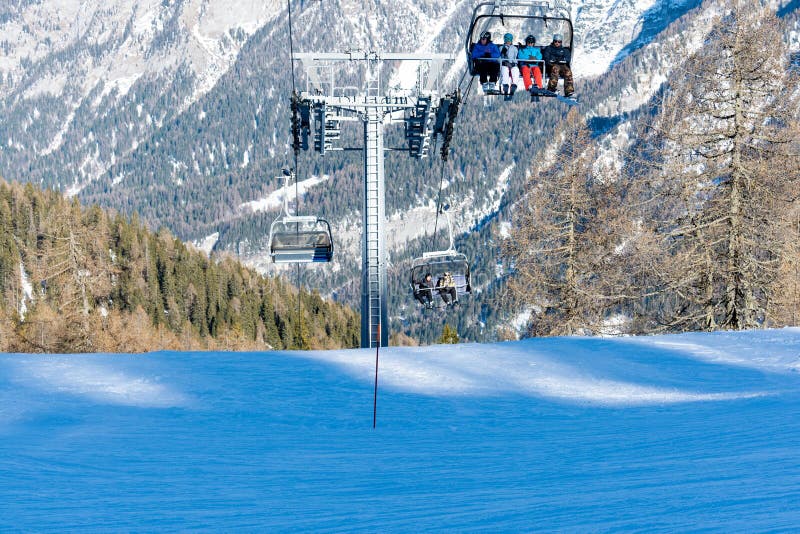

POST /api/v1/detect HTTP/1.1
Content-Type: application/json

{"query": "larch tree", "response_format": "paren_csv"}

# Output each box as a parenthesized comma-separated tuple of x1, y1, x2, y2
(34, 200, 115, 350)
(643, 1, 798, 330)
(769, 116, 800, 325)
(503, 110, 627, 336)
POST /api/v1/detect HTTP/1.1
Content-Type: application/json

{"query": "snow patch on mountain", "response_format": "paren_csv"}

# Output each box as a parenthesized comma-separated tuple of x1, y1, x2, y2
(573, 0, 658, 76)
(388, 0, 467, 92)
(18, 261, 33, 321)
(192, 232, 220, 256)
(240, 174, 331, 215)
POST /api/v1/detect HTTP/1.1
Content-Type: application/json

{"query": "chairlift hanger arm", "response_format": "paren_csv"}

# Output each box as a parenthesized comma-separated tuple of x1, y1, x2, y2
(294, 52, 456, 62)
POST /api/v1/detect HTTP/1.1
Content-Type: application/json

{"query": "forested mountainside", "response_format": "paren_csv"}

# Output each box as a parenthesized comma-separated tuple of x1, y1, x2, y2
(503, 2, 800, 336)
(0, 179, 360, 353)
(1, 0, 799, 346)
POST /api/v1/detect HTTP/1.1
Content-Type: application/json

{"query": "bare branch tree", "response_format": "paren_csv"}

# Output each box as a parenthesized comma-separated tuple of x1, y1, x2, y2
(632, 1, 799, 330)
(503, 111, 631, 335)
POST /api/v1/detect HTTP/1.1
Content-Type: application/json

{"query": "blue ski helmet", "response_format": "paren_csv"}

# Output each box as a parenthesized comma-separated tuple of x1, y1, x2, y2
(503, 33, 513, 43)
(553, 33, 564, 42)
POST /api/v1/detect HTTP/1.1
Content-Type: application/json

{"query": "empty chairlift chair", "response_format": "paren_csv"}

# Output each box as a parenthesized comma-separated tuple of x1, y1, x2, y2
(268, 170, 334, 264)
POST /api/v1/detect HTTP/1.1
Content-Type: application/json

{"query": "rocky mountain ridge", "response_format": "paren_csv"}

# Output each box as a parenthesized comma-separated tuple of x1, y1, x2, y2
(2, 0, 798, 342)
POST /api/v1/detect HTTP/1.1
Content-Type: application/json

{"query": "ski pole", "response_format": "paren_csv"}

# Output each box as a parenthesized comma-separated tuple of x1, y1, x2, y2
(373, 324, 380, 428)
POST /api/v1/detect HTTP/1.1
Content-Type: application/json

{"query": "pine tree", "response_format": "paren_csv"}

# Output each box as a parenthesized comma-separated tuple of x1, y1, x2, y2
(438, 324, 459, 344)
(0, 306, 13, 351)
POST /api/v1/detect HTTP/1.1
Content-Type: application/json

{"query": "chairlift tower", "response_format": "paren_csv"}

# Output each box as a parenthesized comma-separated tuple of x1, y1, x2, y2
(292, 50, 458, 348)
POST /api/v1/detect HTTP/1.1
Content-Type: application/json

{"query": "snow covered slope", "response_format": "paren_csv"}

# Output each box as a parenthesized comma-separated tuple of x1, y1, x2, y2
(2, 329, 799, 530)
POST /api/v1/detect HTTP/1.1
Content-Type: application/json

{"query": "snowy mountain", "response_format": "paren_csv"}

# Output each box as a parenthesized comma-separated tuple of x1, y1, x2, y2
(1, 0, 798, 342)
(1, 0, 281, 191)
(0, 0, 720, 203)
(2, 329, 800, 529)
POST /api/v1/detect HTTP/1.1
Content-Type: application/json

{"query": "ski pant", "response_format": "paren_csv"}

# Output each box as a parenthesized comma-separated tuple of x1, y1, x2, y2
(547, 63, 574, 95)
(474, 60, 500, 84)
(520, 64, 543, 89)
(439, 286, 457, 304)
(414, 289, 432, 306)
(500, 64, 521, 89)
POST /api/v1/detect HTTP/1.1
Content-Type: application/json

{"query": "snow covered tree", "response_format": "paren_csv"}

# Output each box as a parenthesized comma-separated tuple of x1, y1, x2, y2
(642, 2, 799, 330)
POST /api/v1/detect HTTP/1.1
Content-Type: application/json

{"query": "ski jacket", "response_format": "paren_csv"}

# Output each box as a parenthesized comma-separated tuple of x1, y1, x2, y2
(471, 41, 500, 60)
(517, 45, 543, 65)
(437, 273, 456, 288)
(499, 44, 519, 67)
(542, 44, 571, 66)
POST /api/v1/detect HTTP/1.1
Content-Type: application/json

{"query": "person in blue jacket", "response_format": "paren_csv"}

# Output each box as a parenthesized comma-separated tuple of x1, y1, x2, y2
(517, 34, 544, 93)
(470, 31, 500, 93)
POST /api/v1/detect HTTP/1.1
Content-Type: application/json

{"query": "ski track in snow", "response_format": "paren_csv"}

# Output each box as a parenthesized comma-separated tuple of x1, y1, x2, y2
(8, 356, 191, 411)
(305, 337, 772, 406)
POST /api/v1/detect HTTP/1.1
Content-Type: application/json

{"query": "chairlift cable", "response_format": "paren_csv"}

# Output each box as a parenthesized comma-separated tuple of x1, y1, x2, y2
(431, 161, 448, 252)
(286, 0, 301, 214)
(287, 0, 304, 344)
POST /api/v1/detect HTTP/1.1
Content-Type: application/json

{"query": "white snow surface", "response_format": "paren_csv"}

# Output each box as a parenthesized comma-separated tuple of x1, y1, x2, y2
(18, 261, 33, 321)
(239, 175, 331, 214)
(2, 329, 800, 530)
(191, 231, 220, 256)
(11, 357, 190, 409)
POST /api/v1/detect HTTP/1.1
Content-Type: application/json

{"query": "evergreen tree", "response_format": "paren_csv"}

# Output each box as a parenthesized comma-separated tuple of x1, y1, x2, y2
(0, 179, 360, 352)
(438, 324, 459, 344)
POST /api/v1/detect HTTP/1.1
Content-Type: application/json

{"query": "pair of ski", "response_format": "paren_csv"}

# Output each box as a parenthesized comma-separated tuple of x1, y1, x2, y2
(420, 301, 460, 312)
(484, 86, 578, 105)
(530, 87, 579, 105)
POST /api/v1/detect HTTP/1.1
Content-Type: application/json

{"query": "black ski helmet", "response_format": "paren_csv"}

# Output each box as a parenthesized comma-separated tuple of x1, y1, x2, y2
(480, 31, 491, 40)
(525, 34, 536, 44)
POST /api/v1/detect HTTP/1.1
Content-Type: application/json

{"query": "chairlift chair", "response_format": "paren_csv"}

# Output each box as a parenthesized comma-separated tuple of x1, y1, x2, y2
(410, 207, 472, 308)
(268, 170, 334, 264)
(465, 0, 574, 95)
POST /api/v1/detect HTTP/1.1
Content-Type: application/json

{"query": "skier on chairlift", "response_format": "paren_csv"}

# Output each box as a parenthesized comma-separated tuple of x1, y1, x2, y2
(518, 34, 544, 95)
(471, 31, 501, 93)
(542, 33, 575, 98)
(499, 33, 521, 100)
(437, 271, 459, 308)
(414, 273, 435, 309)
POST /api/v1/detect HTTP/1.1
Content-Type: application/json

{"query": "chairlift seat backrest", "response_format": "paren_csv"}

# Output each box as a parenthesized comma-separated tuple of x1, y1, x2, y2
(269, 215, 334, 264)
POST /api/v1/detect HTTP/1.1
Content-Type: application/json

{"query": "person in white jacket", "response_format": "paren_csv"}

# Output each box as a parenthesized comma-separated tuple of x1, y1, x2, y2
(499, 33, 521, 99)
